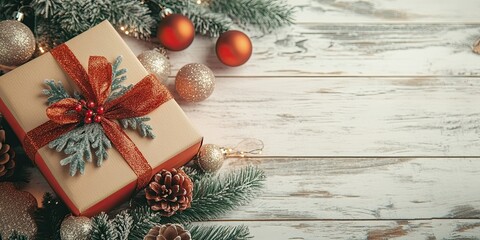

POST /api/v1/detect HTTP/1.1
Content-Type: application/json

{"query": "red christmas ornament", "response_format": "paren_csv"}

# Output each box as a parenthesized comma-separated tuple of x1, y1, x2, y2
(157, 14, 195, 51)
(216, 30, 252, 67)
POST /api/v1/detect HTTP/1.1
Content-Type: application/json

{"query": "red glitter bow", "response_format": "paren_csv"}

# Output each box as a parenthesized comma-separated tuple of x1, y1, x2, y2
(23, 44, 172, 190)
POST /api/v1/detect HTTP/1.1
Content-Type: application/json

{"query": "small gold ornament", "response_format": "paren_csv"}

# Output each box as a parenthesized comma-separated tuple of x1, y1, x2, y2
(60, 216, 92, 240)
(0, 182, 37, 239)
(0, 20, 36, 66)
(195, 144, 225, 173)
(137, 48, 171, 83)
(195, 139, 264, 173)
(175, 63, 215, 102)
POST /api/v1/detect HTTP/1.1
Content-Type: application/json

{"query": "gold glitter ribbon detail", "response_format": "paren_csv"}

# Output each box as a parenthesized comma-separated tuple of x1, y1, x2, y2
(24, 44, 172, 190)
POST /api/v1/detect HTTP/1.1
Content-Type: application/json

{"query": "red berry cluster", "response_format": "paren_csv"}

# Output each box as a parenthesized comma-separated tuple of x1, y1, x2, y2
(75, 100, 104, 124)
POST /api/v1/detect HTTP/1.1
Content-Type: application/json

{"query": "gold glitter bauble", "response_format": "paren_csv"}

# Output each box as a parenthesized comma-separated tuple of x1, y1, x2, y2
(175, 63, 215, 102)
(0, 182, 37, 239)
(0, 20, 36, 66)
(137, 49, 171, 83)
(195, 144, 225, 172)
(60, 216, 92, 240)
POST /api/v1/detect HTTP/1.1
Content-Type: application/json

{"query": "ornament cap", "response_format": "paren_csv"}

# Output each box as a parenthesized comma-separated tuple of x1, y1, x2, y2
(160, 8, 174, 18)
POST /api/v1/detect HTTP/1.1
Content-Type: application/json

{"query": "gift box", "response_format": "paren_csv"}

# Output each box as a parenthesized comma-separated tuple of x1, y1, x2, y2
(0, 21, 202, 216)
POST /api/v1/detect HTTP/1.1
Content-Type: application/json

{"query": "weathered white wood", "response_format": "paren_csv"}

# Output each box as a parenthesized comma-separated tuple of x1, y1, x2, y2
(219, 157, 480, 220)
(24, 157, 480, 220)
(174, 77, 480, 156)
(291, 0, 480, 23)
(124, 23, 480, 77)
(197, 219, 480, 239)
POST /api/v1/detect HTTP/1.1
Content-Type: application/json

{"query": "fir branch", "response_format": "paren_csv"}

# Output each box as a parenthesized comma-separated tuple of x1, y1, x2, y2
(166, 166, 266, 223)
(208, 0, 294, 33)
(183, 8, 230, 37)
(128, 206, 162, 240)
(111, 210, 134, 240)
(150, 0, 230, 37)
(31, 0, 61, 18)
(188, 224, 252, 240)
(91, 213, 116, 240)
(120, 117, 155, 138)
(0, 0, 21, 21)
(34, 193, 70, 240)
(42, 80, 71, 105)
(49, 123, 112, 176)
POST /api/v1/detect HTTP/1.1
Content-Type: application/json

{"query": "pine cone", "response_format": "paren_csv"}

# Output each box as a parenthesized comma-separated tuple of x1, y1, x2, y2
(0, 129, 15, 179)
(144, 224, 191, 240)
(145, 168, 193, 216)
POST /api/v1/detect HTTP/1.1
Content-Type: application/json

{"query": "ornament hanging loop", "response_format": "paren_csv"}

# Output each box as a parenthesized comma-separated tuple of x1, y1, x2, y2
(223, 138, 264, 159)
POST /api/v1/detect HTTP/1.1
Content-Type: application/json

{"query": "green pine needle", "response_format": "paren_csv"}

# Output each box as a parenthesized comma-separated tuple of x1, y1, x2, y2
(91, 213, 117, 240)
(189, 224, 252, 240)
(165, 166, 266, 224)
(34, 193, 70, 240)
(208, 0, 294, 33)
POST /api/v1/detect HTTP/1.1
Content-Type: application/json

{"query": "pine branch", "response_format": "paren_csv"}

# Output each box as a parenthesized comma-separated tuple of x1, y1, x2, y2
(189, 224, 252, 240)
(128, 206, 162, 240)
(34, 193, 70, 240)
(208, 0, 294, 33)
(150, 0, 230, 37)
(31, 0, 61, 18)
(0, 0, 21, 20)
(91, 213, 116, 240)
(42, 80, 71, 105)
(111, 210, 134, 240)
(165, 166, 266, 224)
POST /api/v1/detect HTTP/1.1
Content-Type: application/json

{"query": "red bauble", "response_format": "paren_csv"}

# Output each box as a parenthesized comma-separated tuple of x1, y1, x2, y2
(157, 14, 195, 51)
(216, 30, 252, 67)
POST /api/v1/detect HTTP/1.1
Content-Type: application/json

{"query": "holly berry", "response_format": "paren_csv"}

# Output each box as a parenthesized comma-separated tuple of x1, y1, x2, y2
(84, 117, 92, 124)
(85, 110, 94, 118)
(74, 104, 83, 113)
(87, 101, 96, 109)
(96, 106, 104, 115)
(94, 115, 102, 123)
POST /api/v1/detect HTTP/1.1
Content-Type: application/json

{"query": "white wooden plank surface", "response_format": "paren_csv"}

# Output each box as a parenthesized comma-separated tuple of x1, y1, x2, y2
(124, 24, 480, 77)
(24, 157, 480, 220)
(292, 0, 480, 23)
(171, 77, 480, 156)
(14, 1, 480, 238)
(217, 157, 480, 220)
(198, 219, 480, 240)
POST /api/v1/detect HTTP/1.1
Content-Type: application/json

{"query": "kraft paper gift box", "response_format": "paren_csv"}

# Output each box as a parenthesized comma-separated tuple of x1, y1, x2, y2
(0, 21, 202, 216)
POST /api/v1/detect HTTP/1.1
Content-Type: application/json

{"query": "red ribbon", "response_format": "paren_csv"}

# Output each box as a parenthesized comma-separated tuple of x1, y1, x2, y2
(24, 44, 172, 190)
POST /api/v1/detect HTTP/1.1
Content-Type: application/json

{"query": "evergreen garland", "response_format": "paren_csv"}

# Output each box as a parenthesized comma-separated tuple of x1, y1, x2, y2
(188, 225, 252, 240)
(30, 166, 265, 240)
(0, 0, 294, 49)
(165, 166, 266, 223)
